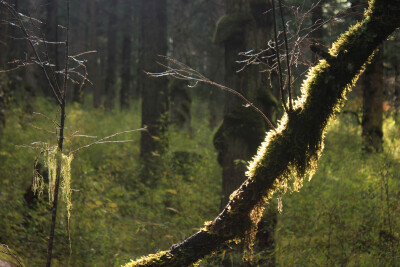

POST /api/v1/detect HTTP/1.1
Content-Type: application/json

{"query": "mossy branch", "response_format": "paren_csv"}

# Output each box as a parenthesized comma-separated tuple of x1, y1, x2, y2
(124, 0, 400, 266)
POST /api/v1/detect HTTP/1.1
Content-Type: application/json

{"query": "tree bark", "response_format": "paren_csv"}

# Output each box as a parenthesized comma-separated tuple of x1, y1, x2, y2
(139, 0, 168, 169)
(311, 0, 324, 64)
(120, 0, 133, 110)
(362, 45, 384, 152)
(169, 0, 192, 130)
(104, 0, 118, 110)
(123, 1, 400, 266)
(213, 1, 277, 264)
(45, 0, 58, 72)
(88, 0, 101, 109)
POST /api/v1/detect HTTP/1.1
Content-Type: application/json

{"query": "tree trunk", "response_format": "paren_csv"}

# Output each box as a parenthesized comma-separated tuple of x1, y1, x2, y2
(362, 45, 384, 152)
(45, 0, 58, 72)
(120, 0, 133, 110)
(169, 0, 192, 130)
(205, 0, 225, 129)
(212, 1, 277, 264)
(71, 0, 87, 104)
(311, 0, 324, 64)
(139, 0, 168, 169)
(24, 0, 43, 97)
(104, 0, 118, 110)
(88, 0, 101, 109)
(123, 1, 400, 266)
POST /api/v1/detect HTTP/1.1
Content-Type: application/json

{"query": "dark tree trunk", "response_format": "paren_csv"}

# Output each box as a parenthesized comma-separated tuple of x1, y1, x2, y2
(120, 0, 133, 110)
(71, 1, 87, 104)
(0, 8, 8, 68)
(213, 0, 277, 265)
(0, 85, 5, 129)
(215, 0, 248, 207)
(44, 0, 58, 71)
(204, 0, 225, 129)
(88, 0, 101, 108)
(139, 0, 168, 168)
(311, 0, 324, 64)
(169, 0, 192, 130)
(362, 46, 384, 152)
(24, 0, 43, 97)
(133, 1, 142, 99)
(104, 0, 118, 110)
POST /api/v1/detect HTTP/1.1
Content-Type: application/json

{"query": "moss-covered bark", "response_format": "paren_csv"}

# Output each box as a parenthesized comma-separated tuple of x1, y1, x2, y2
(123, 1, 400, 266)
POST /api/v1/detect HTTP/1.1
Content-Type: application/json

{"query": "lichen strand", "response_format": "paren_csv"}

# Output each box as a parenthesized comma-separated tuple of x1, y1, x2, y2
(34, 146, 74, 226)
(46, 146, 58, 202)
(60, 153, 74, 222)
(32, 164, 45, 197)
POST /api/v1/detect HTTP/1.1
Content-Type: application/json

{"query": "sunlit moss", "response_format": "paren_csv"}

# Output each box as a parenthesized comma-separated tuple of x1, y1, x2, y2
(123, 251, 171, 267)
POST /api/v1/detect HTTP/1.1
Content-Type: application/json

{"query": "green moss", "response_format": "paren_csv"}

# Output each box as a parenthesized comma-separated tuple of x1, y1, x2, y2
(213, 13, 253, 44)
(123, 251, 171, 267)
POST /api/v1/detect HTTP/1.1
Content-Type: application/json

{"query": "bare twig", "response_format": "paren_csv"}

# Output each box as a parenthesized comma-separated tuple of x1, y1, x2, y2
(278, 0, 293, 111)
(28, 123, 57, 135)
(32, 112, 60, 128)
(271, 0, 288, 113)
(70, 128, 147, 154)
(46, 0, 70, 265)
(1, 1, 63, 105)
(149, 56, 276, 130)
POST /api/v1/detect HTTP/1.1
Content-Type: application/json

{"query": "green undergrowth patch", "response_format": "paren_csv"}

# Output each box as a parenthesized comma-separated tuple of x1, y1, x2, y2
(0, 97, 221, 266)
(276, 102, 400, 266)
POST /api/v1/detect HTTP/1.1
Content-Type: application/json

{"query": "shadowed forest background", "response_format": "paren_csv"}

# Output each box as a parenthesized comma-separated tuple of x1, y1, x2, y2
(0, 0, 399, 266)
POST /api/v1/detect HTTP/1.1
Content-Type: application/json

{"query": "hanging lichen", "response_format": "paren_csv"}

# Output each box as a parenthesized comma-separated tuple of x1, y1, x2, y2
(46, 146, 58, 202)
(32, 145, 74, 229)
(32, 159, 45, 197)
(60, 153, 74, 223)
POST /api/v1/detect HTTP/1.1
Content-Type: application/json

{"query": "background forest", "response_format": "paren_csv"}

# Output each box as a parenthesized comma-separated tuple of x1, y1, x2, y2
(0, 0, 399, 266)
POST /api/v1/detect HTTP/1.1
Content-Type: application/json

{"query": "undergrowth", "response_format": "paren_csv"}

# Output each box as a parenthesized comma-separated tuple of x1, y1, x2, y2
(0, 97, 221, 266)
(0, 96, 399, 266)
(276, 99, 400, 266)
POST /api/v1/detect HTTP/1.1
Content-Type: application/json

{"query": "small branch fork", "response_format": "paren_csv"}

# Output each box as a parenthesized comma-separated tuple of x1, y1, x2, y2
(149, 56, 276, 131)
(0, 244, 24, 267)
(237, 0, 353, 113)
(0, 0, 94, 105)
(271, 0, 289, 112)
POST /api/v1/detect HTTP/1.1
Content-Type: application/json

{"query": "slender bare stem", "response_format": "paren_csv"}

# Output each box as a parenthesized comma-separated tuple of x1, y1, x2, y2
(46, 0, 69, 265)
(71, 128, 147, 154)
(271, 0, 288, 113)
(278, 0, 293, 111)
(0, 244, 24, 267)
